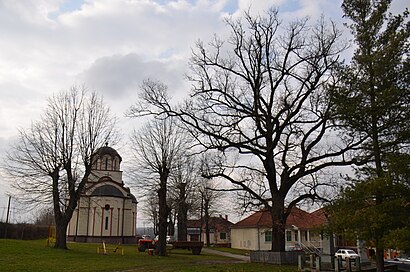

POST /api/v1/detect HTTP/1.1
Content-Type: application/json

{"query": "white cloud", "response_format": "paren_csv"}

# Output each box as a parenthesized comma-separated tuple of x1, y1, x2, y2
(3, 0, 394, 220)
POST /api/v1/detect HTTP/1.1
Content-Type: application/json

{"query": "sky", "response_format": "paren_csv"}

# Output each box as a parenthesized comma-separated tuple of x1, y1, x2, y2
(0, 0, 407, 224)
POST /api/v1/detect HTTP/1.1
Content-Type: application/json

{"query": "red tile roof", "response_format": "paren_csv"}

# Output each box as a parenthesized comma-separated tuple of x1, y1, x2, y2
(187, 216, 234, 232)
(232, 207, 326, 230)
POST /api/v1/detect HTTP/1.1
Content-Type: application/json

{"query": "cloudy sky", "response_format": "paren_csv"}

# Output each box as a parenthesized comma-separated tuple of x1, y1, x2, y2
(0, 0, 406, 223)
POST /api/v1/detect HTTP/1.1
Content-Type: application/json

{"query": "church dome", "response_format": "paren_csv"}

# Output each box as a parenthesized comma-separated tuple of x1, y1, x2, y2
(92, 143, 122, 171)
(95, 143, 122, 161)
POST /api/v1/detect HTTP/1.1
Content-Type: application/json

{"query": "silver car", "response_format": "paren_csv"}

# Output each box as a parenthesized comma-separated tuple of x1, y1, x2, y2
(335, 249, 359, 260)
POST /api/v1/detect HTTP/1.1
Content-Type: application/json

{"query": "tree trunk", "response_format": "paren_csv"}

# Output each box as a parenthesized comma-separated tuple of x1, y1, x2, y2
(54, 219, 69, 249)
(51, 171, 70, 250)
(375, 246, 384, 272)
(270, 198, 286, 252)
(157, 174, 168, 256)
(177, 208, 188, 241)
(204, 199, 210, 246)
(177, 183, 188, 241)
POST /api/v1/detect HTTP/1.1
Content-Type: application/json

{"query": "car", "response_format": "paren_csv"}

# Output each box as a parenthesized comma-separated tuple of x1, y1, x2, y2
(166, 236, 175, 244)
(385, 258, 410, 272)
(153, 235, 176, 244)
(335, 249, 359, 261)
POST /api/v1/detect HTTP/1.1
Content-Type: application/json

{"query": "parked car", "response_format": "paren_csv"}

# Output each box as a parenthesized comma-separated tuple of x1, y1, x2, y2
(335, 249, 359, 261)
(153, 235, 176, 244)
(166, 236, 175, 244)
(385, 258, 410, 272)
(138, 235, 156, 252)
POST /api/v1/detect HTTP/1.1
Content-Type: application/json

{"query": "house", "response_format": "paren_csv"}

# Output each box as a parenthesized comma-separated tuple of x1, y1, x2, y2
(67, 144, 138, 244)
(187, 215, 233, 246)
(231, 207, 326, 251)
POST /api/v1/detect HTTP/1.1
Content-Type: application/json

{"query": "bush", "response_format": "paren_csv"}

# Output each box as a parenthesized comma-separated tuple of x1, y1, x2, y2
(0, 222, 49, 240)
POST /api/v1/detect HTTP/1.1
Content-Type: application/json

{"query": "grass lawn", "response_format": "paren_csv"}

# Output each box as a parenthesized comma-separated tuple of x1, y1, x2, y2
(0, 239, 297, 271)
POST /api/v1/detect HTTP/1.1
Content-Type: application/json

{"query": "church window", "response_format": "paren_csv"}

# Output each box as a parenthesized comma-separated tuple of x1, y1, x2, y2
(113, 158, 117, 171)
(105, 157, 108, 170)
(105, 216, 109, 230)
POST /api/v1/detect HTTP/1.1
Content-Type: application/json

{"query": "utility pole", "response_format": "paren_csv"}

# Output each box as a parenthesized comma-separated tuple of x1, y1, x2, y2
(199, 194, 203, 242)
(4, 195, 11, 238)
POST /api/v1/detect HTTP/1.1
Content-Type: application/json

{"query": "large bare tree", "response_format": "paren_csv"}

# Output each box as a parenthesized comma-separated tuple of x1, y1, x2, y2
(129, 117, 190, 256)
(4, 86, 117, 249)
(129, 8, 366, 252)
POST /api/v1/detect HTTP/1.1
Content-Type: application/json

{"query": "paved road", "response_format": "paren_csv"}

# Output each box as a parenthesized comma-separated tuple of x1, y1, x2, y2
(202, 248, 250, 262)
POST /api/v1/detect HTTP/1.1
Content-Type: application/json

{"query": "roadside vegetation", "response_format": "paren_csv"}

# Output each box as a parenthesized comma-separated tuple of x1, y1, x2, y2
(0, 240, 296, 272)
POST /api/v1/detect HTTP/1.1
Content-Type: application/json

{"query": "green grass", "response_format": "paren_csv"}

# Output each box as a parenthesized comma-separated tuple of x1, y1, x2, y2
(0, 239, 297, 271)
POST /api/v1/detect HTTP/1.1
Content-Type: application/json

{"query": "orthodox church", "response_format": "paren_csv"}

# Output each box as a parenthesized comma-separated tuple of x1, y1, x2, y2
(67, 144, 138, 244)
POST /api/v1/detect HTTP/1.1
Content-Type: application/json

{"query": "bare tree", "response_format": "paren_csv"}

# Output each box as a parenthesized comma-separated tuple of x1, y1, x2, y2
(198, 155, 225, 246)
(33, 207, 55, 225)
(4, 86, 118, 249)
(168, 156, 200, 241)
(129, 8, 365, 251)
(139, 192, 159, 236)
(129, 117, 190, 256)
(199, 179, 224, 246)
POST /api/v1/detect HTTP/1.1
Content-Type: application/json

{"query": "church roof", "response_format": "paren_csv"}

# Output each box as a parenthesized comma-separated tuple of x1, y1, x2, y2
(91, 185, 125, 197)
(94, 144, 122, 161)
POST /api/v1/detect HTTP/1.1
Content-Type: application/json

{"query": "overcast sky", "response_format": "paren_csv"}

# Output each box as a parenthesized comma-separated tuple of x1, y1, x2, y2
(0, 0, 406, 223)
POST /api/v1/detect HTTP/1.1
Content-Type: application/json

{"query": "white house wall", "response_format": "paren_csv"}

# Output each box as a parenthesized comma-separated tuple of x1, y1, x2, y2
(231, 228, 261, 251)
(231, 228, 322, 251)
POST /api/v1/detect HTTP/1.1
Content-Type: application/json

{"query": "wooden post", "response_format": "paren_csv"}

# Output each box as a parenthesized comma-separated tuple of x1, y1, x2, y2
(316, 256, 321, 271)
(355, 257, 361, 271)
(298, 254, 304, 271)
(310, 254, 315, 271)
(102, 241, 107, 255)
(335, 256, 341, 272)
(346, 258, 352, 272)
(4, 196, 11, 238)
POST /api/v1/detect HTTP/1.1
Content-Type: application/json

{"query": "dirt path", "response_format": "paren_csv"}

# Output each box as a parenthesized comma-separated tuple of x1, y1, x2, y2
(201, 248, 250, 263)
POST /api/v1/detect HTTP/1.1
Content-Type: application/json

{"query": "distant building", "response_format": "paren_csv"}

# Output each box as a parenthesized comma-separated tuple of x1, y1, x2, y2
(231, 207, 326, 251)
(187, 215, 233, 246)
(67, 144, 138, 244)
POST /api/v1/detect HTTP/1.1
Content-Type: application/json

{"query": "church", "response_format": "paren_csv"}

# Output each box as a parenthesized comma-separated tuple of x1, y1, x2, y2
(67, 144, 138, 244)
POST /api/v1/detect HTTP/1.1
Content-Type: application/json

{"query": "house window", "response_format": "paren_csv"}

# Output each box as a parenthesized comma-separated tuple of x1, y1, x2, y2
(220, 232, 227, 240)
(295, 232, 298, 241)
(265, 230, 272, 242)
(286, 231, 292, 241)
(105, 216, 109, 230)
(305, 230, 308, 241)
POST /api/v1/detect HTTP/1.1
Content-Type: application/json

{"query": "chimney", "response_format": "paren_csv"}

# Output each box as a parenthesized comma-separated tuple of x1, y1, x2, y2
(225, 215, 228, 220)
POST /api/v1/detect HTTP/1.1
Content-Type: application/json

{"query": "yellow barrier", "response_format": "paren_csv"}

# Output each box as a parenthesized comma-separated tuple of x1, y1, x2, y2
(46, 225, 56, 247)
(97, 241, 124, 255)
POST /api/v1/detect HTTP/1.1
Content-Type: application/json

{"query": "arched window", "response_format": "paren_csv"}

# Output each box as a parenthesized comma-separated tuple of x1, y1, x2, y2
(105, 216, 109, 230)
(104, 157, 107, 170)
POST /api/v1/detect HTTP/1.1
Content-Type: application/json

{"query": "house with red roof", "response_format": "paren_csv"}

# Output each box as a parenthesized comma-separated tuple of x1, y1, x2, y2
(231, 207, 326, 251)
(187, 215, 233, 246)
